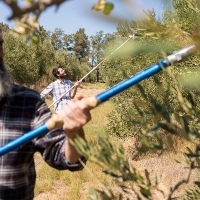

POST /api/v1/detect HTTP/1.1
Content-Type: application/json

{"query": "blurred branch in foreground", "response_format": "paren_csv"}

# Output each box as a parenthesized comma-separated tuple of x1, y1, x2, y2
(2, 0, 114, 36)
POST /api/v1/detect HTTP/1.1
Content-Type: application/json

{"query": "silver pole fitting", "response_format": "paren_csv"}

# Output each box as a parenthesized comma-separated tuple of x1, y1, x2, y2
(167, 44, 197, 65)
(129, 33, 137, 40)
(129, 29, 138, 39)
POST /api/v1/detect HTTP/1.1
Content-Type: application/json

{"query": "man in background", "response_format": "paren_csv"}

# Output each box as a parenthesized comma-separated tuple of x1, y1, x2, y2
(40, 66, 80, 113)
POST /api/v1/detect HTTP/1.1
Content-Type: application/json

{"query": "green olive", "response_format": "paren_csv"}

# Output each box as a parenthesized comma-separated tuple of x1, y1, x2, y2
(32, 35, 40, 44)
(103, 2, 114, 15)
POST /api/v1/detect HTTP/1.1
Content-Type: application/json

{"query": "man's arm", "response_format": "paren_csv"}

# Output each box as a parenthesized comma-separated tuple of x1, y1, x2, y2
(59, 95, 91, 163)
(70, 81, 80, 99)
(64, 128, 86, 163)
(40, 83, 53, 99)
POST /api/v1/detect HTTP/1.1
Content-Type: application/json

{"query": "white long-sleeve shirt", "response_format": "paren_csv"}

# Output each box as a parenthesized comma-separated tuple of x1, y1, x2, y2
(40, 79, 73, 113)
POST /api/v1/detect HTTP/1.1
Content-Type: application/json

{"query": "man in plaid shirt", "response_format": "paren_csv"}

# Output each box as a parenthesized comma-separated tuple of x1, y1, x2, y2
(40, 66, 80, 113)
(0, 31, 91, 199)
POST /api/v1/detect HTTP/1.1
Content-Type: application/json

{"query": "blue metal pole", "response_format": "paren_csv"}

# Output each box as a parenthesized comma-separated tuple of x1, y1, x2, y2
(97, 60, 168, 103)
(0, 125, 49, 156)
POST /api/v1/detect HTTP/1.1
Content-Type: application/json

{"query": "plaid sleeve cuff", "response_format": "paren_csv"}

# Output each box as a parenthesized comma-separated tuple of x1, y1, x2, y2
(59, 153, 87, 171)
(52, 137, 87, 171)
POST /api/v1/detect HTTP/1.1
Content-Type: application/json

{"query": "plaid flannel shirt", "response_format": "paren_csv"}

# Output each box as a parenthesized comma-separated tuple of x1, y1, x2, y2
(0, 84, 86, 200)
(40, 79, 74, 113)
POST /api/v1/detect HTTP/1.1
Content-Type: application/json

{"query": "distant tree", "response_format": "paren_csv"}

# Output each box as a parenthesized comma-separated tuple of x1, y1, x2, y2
(51, 28, 64, 50)
(90, 31, 106, 81)
(37, 25, 51, 44)
(90, 31, 104, 64)
(3, 30, 55, 86)
(103, 32, 116, 43)
(32, 40, 55, 77)
(62, 33, 74, 53)
(54, 50, 67, 70)
(73, 28, 90, 64)
(3, 33, 40, 85)
(116, 20, 132, 37)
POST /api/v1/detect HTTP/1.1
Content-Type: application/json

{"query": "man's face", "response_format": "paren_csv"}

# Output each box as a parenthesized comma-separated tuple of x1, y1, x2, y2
(57, 68, 66, 78)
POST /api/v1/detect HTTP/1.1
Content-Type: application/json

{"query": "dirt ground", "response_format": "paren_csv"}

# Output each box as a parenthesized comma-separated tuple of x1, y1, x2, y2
(121, 137, 200, 200)
(74, 87, 105, 99)
(34, 87, 200, 200)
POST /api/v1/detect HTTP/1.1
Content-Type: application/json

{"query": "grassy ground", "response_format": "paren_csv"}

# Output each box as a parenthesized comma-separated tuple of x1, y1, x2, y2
(34, 83, 114, 200)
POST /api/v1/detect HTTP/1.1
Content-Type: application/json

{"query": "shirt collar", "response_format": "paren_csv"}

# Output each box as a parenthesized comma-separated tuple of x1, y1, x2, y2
(56, 79, 65, 84)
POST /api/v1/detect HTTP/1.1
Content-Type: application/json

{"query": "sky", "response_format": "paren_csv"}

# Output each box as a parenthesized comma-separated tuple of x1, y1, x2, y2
(0, 0, 171, 36)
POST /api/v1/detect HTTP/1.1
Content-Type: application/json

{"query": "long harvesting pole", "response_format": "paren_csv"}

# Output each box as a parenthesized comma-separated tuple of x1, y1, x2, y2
(0, 44, 197, 156)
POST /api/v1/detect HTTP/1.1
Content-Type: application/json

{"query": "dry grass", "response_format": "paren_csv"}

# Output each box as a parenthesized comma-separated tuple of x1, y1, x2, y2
(79, 82, 108, 90)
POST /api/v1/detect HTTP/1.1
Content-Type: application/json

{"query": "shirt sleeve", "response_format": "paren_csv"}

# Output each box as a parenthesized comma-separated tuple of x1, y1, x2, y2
(32, 99, 87, 171)
(40, 83, 53, 99)
(68, 81, 74, 95)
